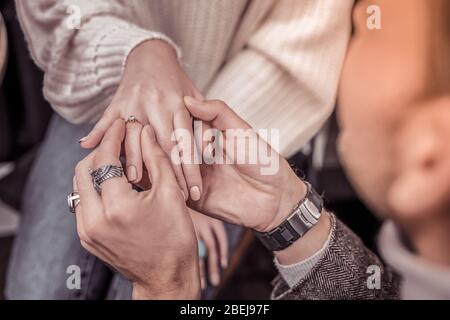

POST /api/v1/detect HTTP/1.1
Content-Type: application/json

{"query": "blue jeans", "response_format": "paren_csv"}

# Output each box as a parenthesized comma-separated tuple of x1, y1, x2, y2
(6, 114, 242, 299)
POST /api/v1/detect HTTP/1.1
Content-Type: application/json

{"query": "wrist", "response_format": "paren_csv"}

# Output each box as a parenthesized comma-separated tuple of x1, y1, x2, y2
(120, 38, 180, 96)
(129, 38, 178, 62)
(132, 281, 201, 300)
(257, 174, 307, 233)
(132, 260, 201, 300)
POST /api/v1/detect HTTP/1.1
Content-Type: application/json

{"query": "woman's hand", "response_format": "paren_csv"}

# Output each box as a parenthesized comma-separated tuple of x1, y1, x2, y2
(190, 211, 228, 288)
(79, 39, 203, 202)
(184, 97, 307, 233)
(73, 119, 200, 299)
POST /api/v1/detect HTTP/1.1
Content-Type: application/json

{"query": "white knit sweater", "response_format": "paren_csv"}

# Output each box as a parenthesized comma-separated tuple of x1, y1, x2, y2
(16, 0, 353, 157)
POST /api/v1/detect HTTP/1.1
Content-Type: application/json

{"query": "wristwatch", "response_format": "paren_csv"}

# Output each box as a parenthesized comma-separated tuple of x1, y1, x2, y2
(254, 181, 323, 252)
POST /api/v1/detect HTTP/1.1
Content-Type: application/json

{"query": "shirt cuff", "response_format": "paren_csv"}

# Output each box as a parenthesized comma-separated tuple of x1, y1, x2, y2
(274, 221, 333, 289)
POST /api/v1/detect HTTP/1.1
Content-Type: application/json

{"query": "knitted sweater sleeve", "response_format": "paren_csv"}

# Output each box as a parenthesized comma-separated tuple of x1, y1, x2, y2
(206, 0, 354, 157)
(15, 0, 180, 124)
(271, 214, 400, 300)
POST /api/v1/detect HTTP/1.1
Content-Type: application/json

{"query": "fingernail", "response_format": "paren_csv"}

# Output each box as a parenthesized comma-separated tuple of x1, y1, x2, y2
(211, 274, 220, 286)
(190, 186, 201, 201)
(127, 165, 137, 182)
(78, 136, 89, 144)
(184, 96, 202, 106)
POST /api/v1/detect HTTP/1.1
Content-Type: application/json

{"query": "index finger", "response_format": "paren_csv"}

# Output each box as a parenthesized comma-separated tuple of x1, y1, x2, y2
(94, 119, 132, 200)
(95, 119, 126, 166)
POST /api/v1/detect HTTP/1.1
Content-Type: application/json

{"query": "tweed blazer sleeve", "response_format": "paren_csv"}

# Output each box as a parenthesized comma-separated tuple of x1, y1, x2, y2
(271, 214, 400, 300)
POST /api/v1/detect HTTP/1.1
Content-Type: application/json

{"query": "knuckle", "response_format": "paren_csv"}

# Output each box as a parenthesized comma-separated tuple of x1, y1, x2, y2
(104, 202, 129, 224)
(147, 88, 166, 105)
(166, 93, 184, 109)
(120, 84, 143, 102)
(211, 99, 227, 110)
(103, 106, 115, 118)
(101, 108, 119, 123)
(74, 161, 85, 176)
(148, 89, 185, 111)
(159, 185, 182, 201)
(104, 208, 122, 224)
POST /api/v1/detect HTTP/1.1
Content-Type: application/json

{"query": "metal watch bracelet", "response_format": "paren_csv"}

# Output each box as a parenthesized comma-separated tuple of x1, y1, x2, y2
(254, 181, 323, 252)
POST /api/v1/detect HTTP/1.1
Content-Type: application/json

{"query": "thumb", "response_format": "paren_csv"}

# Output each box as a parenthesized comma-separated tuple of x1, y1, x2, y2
(184, 96, 251, 130)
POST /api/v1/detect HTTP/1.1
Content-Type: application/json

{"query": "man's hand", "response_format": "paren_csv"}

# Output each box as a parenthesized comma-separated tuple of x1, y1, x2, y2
(74, 119, 201, 300)
(79, 39, 204, 202)
(184, 97, 332, 265)
(184, 97, 307, 233)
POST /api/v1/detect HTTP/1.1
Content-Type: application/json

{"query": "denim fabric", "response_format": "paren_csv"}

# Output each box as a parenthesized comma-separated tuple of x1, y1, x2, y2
(5, 114, 111, 299)
(5, 114, 242, 300)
